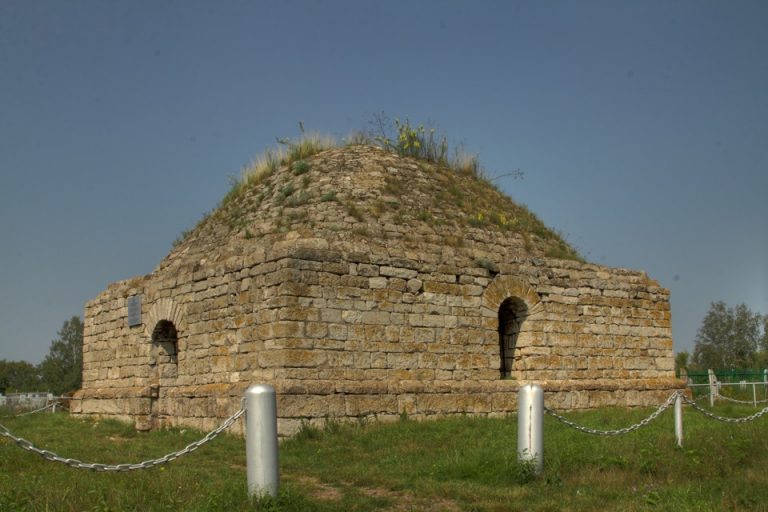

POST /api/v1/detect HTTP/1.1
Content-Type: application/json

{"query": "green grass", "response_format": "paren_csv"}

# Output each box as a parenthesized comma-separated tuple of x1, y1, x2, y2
(319, 191, 337, 203)
(2, 402, 768, 511)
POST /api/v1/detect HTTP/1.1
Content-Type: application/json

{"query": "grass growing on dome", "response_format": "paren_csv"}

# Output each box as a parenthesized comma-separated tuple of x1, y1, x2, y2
(362, 114, 584, 259)
(171, 117, 582, 261)
(282, 132, 337, 163)
(368, 114, 484, 178)
(229, 130, 336, 209)
(171, 129, 337, 248)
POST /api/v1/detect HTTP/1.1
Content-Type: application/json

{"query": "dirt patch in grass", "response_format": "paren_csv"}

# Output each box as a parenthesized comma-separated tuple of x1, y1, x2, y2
(293, 475, 343, 502)
(358, 486, 461, 512)
(293, 475, 461, 511)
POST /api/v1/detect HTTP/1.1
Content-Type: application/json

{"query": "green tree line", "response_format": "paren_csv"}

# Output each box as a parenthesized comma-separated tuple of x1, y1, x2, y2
(677, 301, 768, 373)
(0, 316, 83, 396)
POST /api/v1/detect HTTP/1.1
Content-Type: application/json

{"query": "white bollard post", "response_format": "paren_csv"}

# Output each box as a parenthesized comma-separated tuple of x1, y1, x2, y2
(517, 384, 544, 475)
(753, 383, 757, 407)
(674, 393, 683, 448)
(245, 384, 279, 499)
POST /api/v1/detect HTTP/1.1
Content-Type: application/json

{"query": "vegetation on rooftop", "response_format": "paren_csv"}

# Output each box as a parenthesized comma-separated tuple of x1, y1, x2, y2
(170, 116, 582, 261)
(369, 114, 482, 177)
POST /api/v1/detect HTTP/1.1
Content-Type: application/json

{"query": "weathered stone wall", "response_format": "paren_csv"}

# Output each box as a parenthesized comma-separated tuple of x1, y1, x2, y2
(73, 239, 678, 436)
(72, 145, 680, 435)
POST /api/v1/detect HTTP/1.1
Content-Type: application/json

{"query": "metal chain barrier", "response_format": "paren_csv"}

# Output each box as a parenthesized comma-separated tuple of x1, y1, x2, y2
(16, 401, 60, 417)
(544, 391, 680, 436)
(716, 394, 768, 405)
(0, 406, 245, 471)
(1, 401, 61, 419)
(682, 395, 768, 424)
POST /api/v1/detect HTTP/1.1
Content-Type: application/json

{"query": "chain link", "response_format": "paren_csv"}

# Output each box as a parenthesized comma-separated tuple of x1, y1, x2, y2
(681, 396, 768, 424)
(544, 392, 680, 436)
(8, 388, 765, 470)
(16, 401, 60, 417)
(1, 401, 61, 419)
(716, 394, 768, 405)
(691, 393, 711, 403)
(0, 407, 245, 471)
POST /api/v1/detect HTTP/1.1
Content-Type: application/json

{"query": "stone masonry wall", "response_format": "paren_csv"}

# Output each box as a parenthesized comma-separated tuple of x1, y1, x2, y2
(73, 237, 679, 436)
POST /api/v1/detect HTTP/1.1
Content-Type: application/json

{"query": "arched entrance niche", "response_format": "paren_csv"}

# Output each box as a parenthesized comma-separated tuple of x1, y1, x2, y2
(143, 298, 186, 428)
(498, 297, 527, 377)
(143, 297, 186, 380)
(481, 275, 542, 379)
(148, 319, 179, 428)
(151, 319, 178, 379)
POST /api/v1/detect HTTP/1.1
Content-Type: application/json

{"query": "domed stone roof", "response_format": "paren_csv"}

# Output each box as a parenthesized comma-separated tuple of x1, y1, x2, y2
(160, 144, 579, 275)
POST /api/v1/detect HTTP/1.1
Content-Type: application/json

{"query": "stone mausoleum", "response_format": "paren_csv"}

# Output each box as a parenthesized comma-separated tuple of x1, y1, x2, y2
(72, 144, 680, 435)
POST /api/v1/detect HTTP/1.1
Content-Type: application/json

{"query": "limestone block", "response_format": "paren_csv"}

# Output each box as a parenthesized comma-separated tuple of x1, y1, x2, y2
(387, 353, 418, 369)
(277, 418, 303, 437)
(82, 398, 124, 415)
(272, 321, 306, 338)
(328, 351, 355, 367)
(259, 349, 328, 368)
(313, 309, 340, 324)
(418, 352, 439, 368)
(371, 353, 388, 368)
(369, 277, 388, 289)
(380, 266, 418, 279)
(357, 263, 380, 277)
(278, 307, 320, 322)
(423, 281, 461, 295)
(406, 279, 423, 294)
(341, 310, 362, 324)
(345, 394, 398, 416)
(414, 394, 463, 414)
(279, 394, 345, 418)
(361, 311, 391, 325)
(306, 322, 329, 339)
(388, 278, 406, 292)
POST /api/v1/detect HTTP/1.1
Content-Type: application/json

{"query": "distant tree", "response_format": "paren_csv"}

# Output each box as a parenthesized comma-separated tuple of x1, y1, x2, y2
(753, 350, 768, 369)
(0, 360, 41, 393)
(755, 316, 768, 367)
(674, 351, 690, 376)
(762, 316, 768, 352)
(38, 316, 83, 395)
(692, 302, 763, 369)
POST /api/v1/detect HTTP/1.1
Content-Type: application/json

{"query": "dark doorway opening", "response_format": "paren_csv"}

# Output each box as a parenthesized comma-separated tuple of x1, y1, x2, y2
(152, 320, 178, 366)
(150, 320, 179, 428)
(498, 297, 527, 378)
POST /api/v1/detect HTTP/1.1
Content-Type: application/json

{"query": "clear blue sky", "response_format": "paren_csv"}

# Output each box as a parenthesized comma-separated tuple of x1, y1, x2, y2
(1, 1, 766, 363)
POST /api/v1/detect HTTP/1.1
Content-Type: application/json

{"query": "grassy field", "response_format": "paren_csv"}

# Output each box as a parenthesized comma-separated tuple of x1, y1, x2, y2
(1, 401, 768, 511)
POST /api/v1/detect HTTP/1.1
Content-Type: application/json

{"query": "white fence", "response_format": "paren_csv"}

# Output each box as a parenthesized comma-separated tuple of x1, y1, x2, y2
(688, 380, 768, 407)
(0, 392, 56, 410)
